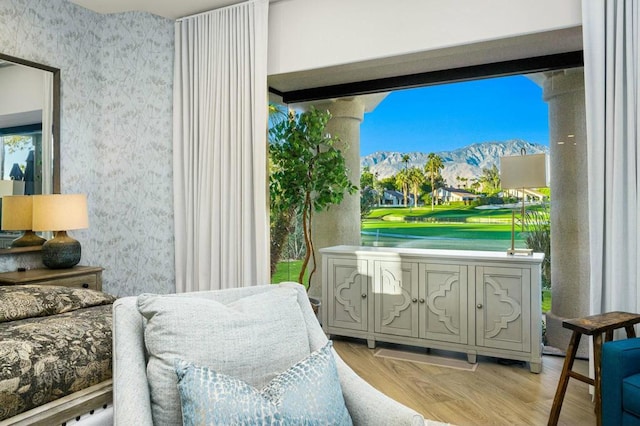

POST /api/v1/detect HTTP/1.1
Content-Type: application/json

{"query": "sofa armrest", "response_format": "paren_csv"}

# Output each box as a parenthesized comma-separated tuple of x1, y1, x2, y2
(113, 297, 154, 426)
(601, 338, 640, 426)
(332, 349, 429, 426)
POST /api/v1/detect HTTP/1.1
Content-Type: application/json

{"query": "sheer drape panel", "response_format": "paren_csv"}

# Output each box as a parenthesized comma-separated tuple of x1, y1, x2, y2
(173, 0, 269, 292)
(583, 0, 640, 315)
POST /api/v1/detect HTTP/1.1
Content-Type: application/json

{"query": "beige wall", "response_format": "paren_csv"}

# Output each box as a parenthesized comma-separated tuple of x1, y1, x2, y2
(0, 65, 44, 118)
(268, 0, 582, 76)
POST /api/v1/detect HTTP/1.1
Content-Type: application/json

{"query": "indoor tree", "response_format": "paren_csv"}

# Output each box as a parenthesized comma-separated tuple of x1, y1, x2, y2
(269, 107, 357, 289)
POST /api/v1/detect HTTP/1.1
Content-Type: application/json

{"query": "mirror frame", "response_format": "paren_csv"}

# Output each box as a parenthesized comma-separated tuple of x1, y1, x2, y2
(0, 53, 61, 254)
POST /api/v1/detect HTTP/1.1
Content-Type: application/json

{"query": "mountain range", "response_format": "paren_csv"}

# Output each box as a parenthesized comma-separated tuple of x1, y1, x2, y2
(360, 139, 549, 185)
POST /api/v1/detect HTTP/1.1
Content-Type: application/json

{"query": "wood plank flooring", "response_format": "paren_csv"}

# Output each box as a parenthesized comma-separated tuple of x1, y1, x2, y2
(333, 337, 596, 426)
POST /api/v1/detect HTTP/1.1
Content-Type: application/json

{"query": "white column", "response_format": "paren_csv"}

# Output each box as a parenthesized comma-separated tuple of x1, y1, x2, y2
(542, 69, 590, 355)
(307, 97, 365, 299)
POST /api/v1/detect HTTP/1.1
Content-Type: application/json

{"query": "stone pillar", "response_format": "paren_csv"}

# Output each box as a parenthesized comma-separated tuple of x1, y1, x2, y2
(307, 98, 365, 299)
(542, 70, 590, 356)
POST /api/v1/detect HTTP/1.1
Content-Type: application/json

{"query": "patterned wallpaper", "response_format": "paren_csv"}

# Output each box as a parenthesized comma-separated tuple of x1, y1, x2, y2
(0, 0, 175, 296)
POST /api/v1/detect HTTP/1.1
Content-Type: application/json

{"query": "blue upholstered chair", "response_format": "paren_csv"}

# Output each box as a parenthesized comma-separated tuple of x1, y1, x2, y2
(602, 338, 640, 425)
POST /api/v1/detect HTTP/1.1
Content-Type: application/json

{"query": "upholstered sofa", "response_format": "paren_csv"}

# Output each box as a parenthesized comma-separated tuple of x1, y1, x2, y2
(602, 338, 640, 426)
(112, 282, 446, 425)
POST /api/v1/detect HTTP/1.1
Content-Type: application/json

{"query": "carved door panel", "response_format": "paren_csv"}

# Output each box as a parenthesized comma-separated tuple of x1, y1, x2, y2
(327, 258, 369, 332)
(374, 260, 418, 337)
(475, 266, 531, 352)
(419, 263, 468, 344)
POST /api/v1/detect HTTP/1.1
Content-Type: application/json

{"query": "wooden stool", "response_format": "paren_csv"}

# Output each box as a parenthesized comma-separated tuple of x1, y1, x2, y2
(548, 311, 640, 426)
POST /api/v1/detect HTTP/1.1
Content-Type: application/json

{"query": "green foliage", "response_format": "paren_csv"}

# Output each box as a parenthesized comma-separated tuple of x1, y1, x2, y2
(395, 169, 411, 207)
(269, 107, 357, 288)
(361, 166, 374, 189)
(524, 204, 551, 287)
(480, 164, 501, 195)
(379, 176, 397, 191)
(360, 186, 377, 219)
(407, 167, 426, 207)
(424, 153, 444, 210)
(1, 135, 32, 154)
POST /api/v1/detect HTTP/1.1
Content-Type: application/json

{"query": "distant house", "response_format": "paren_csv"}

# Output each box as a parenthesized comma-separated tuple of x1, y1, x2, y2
(382, 189, 415, 206)
(502, 188, 547, 202)
(436, 187, 481, 205)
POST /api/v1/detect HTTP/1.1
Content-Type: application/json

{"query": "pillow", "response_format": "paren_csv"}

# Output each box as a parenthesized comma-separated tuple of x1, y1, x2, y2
(0, 285, 116, 323)
(138, 286, 311, 426)
(175, 342, 352, 426)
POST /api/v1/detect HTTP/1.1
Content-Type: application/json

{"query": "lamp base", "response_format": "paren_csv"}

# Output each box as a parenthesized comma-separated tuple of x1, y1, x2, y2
(10, 230, 46, 248)
(42, 231, 81, 269)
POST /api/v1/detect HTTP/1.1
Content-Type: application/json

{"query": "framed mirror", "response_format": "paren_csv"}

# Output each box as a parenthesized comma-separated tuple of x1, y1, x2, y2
(0, 53, 60, 254)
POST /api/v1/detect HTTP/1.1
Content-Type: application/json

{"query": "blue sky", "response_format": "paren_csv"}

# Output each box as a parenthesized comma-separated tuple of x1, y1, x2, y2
(360, 75, 549, 156)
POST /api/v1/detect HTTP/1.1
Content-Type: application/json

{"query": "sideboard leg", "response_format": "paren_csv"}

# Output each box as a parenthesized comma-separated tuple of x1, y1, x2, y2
(467, 352, 477, 364)
(530, 361, 542, 373)
(367, 339, 376, 349)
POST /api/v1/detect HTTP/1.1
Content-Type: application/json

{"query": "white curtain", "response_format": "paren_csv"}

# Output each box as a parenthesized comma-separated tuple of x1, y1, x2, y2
(173, 0, 270, 292)
(583, 0, 640, 316)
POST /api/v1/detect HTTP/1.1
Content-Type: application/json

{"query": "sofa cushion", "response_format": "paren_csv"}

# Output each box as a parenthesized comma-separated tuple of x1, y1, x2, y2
(175, 342, 352, 426)
(138, 287, 311, 426)
(623, 373, 640, 417)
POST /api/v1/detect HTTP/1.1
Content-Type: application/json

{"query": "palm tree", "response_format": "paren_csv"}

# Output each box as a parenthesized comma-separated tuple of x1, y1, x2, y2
(480, 164, 501, 195)
(401, 154, 411, 170)
(424, 153, 444, 211)
(408, 167, 425, 208)
(395, 169, 411, 207)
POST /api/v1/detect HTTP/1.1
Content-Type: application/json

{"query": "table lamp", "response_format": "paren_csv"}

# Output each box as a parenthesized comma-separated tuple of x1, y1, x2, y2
(32, 194, 89, 268)
(0, 180, 25, 197)
(500, 150, 548, 256)
(1, 195, 46, 247)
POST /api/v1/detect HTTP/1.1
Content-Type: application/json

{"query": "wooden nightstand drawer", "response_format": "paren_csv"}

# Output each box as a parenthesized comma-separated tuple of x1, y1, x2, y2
(0, 266, 104, 291)
(47, 274, 98, 290)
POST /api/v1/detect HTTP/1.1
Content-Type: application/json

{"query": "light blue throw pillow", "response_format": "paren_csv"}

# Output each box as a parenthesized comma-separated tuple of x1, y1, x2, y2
(175, 342, 352, 426)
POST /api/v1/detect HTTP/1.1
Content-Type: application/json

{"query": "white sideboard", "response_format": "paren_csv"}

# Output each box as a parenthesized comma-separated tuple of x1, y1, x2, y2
(321, 245, 545, 373)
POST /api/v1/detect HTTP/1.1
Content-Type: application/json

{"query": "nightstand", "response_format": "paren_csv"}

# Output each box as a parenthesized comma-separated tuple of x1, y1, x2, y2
(0, 266, 104, 291)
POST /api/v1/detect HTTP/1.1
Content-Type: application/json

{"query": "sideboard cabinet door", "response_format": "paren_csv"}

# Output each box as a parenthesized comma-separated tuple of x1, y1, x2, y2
(326, 258, 369, 332)
(373, 260, 419, 338)
(420, 263, 468, 344)
(475, 266, 531, 353)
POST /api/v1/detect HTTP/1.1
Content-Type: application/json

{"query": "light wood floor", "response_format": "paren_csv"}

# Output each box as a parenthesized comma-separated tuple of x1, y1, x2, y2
(333, 337, 596, 426)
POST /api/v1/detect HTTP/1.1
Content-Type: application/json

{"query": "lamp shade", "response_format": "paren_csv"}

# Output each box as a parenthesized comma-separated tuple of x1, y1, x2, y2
(32, 194, 89, 232)
(1, 195, 33, 230)
(500, 153, 549, 189)
(0, 180, 25, 197)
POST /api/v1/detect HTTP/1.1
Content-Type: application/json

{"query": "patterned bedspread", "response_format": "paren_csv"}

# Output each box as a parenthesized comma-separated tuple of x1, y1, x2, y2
(0, 289, 114, 420)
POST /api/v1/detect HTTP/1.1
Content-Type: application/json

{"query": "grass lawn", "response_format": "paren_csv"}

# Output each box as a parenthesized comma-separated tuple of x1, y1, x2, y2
(361, 205, 533, 250)
(542, 288, 551, 313)
(362, 219, 514, 240)
(271, 259, 308, 286)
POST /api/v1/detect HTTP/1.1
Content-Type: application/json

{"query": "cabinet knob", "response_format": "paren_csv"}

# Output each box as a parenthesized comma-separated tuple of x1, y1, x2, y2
(361, 294, 367, 299)
(82, 283, 89, 289)
(477, 303, 483, 309)
(419, 298, 425, 303)
(412, 298, 418, 303)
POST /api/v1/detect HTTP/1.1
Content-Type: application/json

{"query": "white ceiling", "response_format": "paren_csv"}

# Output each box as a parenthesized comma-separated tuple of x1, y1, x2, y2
(68, 0, 244, 20)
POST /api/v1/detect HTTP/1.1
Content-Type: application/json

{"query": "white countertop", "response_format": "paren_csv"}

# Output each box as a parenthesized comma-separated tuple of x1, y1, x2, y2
(319, 245, 545, 264)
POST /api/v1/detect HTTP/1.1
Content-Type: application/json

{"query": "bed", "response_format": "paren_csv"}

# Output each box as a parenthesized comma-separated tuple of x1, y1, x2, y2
(0, 285, 115, 425)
